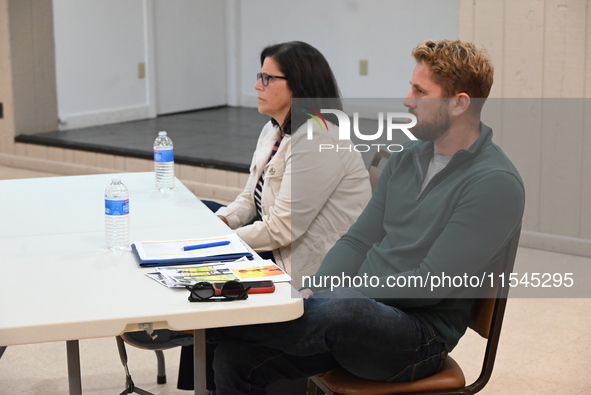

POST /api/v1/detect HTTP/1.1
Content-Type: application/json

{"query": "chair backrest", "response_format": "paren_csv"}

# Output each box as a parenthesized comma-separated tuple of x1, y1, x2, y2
(368, 150, 391, 191)
(465, 226, 521, 393)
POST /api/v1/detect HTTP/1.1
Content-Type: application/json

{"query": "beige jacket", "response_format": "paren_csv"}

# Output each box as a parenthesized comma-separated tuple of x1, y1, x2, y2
(216, 120, 371, 288)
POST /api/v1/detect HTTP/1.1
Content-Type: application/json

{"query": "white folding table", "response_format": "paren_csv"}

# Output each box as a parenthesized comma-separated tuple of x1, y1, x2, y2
(0, 172, 303, 395)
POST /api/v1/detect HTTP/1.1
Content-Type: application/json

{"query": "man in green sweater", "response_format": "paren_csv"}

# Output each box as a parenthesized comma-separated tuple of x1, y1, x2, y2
(208, 39, 525, 395)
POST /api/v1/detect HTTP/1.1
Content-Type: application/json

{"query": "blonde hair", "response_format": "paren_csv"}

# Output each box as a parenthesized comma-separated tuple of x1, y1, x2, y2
(412, 40, 494, 111)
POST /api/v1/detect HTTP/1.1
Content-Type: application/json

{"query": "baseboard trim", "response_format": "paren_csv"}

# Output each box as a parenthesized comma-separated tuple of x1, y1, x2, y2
(520, 230, 591, 258)
(58, 105, 152, 130)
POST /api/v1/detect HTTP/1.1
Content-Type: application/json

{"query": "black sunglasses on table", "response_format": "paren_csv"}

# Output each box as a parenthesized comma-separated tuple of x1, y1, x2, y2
(186, 280, 250, 302)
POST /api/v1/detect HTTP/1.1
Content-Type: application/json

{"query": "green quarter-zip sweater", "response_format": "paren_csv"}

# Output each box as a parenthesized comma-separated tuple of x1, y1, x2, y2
(309, 123, 525, 351)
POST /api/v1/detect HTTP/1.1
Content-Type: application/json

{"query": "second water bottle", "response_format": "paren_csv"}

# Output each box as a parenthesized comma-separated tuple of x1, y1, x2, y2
(154, 131, 175, 191)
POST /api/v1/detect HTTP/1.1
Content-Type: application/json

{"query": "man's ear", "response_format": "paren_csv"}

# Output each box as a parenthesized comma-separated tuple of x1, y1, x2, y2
(450, 93, 471, 116)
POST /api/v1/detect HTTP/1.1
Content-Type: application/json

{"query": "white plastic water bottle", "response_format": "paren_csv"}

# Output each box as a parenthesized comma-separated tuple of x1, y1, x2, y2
(154, 131, 174, 191)
(104, 177, 130, 250)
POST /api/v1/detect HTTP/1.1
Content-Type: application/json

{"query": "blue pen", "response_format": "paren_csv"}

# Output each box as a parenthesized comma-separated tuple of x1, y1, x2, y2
(183, 240, 230, 251)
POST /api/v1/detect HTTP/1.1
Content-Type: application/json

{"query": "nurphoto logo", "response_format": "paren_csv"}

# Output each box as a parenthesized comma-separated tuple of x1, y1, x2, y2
(303, 108, 417, 153)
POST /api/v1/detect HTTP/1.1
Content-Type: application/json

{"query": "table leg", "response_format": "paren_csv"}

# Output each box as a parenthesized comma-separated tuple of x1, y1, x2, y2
(66, 340, 82, 395)
(193, 329, 207, 395)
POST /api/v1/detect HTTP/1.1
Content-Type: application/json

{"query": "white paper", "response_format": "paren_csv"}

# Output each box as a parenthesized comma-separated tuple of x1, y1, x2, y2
(133, 233, 251, 262)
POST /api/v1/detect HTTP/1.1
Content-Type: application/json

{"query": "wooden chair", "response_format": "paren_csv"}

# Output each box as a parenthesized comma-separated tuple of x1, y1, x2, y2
(307, 228, 521, 395)
(368, 150, 391, 192)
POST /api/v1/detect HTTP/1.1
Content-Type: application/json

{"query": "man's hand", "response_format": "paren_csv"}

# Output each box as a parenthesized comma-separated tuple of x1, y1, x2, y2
(300, 288, 314, 299)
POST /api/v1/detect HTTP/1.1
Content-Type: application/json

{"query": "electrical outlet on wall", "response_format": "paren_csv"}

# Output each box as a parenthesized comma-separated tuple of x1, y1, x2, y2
(359, 59, 368, 76)
(137, 63, 146, 79)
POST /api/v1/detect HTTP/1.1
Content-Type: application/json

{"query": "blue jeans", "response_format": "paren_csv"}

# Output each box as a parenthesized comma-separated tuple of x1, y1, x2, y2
(208, 288, 447, 395)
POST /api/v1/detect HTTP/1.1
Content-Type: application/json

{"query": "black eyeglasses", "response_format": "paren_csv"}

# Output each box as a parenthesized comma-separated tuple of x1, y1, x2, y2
(186, 280, 250, 302)
(257, 73, 288, 87)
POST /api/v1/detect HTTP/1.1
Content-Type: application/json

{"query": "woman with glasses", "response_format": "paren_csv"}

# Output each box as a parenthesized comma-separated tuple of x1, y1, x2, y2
(175, 40, 371, 393)
(214, 41, 371, 289)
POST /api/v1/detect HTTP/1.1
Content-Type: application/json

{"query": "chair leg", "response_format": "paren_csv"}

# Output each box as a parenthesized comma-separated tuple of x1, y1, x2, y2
(155, 350, 166, 384)
(307, 376, 334, 395)
(307, 377, 319, 395)
(116, 336, 156, 395)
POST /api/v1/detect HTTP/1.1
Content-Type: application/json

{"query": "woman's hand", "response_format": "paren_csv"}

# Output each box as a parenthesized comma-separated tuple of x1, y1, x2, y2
(218, 215, 229, 225)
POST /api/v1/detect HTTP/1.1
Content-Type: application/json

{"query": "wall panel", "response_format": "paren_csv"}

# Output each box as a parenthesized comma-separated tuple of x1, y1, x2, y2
(500, 1, 543, 232)
(502, 0, 544, 98)
(0, 0, 15, 154)
(459, 0, 591, 255)
(472, 0, 505, 98)
(539, 99, 584, 237)
(587, 0, 591, 96)
(8, 0, 58, 136)
(542, 0, 586, 98)
(582, 1, 591, 240)
(581, 100, 591, 239)
(457, 0, 474, 41)
(539, 1, 586, 239)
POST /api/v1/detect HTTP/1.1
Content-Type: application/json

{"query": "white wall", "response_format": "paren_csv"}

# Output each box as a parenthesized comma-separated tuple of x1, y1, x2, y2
(53, 0, 149, 129)
(153, 0, 227, 115)
(51, 0, 457, 129)
(238, 0, 458, 106)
